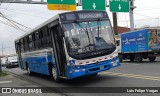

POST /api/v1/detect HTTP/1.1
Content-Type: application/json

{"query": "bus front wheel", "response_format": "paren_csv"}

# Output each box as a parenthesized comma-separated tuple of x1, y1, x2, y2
(51, 67, 61, 83)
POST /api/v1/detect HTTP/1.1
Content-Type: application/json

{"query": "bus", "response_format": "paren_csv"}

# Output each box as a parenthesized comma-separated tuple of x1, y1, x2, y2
(15, 10, 120, 82)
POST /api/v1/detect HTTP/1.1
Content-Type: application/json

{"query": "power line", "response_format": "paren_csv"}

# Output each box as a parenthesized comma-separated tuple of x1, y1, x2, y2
(0, 12, 31, 29)
(123, 13, 129, 27)
(0, 7, 49, 19)
(118, 13, 128, 27)
(0, 13, 23, 31)
(0, 13, 31, 29)
(0, 12, 28, 32)
(136, 7, 160, 11)
(134, 12, 158, 19)
(0, 19, 26, 32)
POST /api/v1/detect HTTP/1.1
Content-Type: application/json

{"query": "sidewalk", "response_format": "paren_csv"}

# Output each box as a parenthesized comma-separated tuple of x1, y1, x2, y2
(0, 72, 64, 96)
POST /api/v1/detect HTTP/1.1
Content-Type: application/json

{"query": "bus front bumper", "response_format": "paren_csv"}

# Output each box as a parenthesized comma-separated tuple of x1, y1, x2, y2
(66, 57, 120, 79)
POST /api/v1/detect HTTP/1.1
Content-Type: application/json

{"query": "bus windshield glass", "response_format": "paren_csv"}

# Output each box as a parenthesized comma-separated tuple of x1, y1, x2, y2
(63, 20, 115, 55)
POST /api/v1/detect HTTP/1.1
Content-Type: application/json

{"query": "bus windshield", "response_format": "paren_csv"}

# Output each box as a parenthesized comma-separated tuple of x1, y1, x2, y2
(63, 20, 115, 55)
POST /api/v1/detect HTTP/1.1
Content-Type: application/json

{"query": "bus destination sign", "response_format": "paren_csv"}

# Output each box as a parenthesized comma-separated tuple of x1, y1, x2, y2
(78, 12, 104, 19)
(60, 12, 109, 22)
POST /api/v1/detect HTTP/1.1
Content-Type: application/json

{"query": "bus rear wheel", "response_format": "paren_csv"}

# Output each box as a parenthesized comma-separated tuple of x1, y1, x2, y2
(51, 67, 61, 83)
(148, 56, 156, 62)
(26, 63, 33, 76)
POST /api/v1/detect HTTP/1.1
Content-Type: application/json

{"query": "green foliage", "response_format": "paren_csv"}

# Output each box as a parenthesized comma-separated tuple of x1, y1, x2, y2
(0, 71, 9, 77)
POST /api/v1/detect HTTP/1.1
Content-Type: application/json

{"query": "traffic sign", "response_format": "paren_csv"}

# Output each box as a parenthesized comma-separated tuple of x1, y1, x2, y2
(109, 0, 130, 12)
(47, 0, 76, 10)
(82, 0, 106, 11)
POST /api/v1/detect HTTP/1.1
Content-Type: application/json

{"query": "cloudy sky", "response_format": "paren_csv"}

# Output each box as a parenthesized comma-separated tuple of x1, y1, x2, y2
(0, 0, 160, 55)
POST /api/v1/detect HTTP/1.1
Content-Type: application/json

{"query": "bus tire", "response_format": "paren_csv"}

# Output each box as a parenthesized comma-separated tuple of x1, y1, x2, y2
(51, 66, 61, 83)
(26, 63, 33, 76)
(135, 54, 142, 63)
(148, 56, 156, 62)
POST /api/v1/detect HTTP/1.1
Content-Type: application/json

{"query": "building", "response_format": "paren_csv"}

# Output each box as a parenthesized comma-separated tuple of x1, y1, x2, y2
(117, 26, 130, 34)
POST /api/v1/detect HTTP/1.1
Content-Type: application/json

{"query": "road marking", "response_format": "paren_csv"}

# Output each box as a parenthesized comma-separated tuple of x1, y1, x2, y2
(0, 81, 12, 84)
(101, 72, 160, 81)
(122, 63, 140, 65)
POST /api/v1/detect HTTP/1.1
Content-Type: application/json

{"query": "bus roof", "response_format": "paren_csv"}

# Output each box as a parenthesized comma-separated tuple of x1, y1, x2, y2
(15, 14, 60, 42)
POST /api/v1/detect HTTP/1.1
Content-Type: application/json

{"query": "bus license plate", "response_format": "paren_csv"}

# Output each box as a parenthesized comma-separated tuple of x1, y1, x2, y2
(112, 61, 117, 66)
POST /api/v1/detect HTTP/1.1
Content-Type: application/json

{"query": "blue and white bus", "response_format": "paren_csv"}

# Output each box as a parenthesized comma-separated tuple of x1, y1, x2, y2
(15, 11, 120, 82)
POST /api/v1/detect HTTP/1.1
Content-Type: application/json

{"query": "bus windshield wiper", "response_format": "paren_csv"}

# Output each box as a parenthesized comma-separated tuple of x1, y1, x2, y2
(74, 20, 91, 44)
(96, 18, 101, 39)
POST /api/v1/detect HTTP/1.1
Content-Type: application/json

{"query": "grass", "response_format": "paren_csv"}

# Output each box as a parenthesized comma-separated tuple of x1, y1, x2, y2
(0, 71, 9, 77)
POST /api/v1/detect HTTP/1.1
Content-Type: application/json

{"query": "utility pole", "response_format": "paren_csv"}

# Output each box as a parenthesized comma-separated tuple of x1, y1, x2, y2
(129, 0, 136, 31)
(112, 13, 118, 35)
(2, 44, 3, 57)
(0, 44, 3, 72)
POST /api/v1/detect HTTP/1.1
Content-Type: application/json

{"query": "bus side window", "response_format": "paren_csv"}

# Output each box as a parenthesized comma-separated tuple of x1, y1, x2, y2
(24, 36, 29, 52)
(39, 29, 43, 49)
(29, 35, 33, 51)
(32, 33, 36, 50)
(41, 26, 51, 48)
(20, 39, 24, 52)
(35, 31, 40, 50)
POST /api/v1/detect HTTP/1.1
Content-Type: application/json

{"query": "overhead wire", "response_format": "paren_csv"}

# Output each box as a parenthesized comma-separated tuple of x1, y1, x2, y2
(133, 13, 159, 27)
(123, 13, 129, 28)
(0, 7, 49, 19)
(136, 7, 160, 11)
(0, 0, 30, 32)
(134, 13, 158, 19)
(0, 12, 31, 29)
(0, 13, 28, 32)
(0, 13, 24, 31)
(0, 19, 26, 32)
(118, 13, 128, 27)
(0, 4, 31, 32)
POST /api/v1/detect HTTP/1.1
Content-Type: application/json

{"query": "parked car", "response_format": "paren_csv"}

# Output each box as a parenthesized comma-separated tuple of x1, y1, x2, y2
(6, 56, 19, 68)
(1, 57, 7, 67)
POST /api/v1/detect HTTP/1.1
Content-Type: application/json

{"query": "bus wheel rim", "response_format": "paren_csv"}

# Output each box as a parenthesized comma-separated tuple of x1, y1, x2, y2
(52, 67, 57, 80)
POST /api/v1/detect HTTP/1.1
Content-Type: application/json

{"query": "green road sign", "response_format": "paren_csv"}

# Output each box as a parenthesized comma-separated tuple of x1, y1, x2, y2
(47, 0, 76, 10)
(82, 0, 106, 11)
(109, 0, 130, 12)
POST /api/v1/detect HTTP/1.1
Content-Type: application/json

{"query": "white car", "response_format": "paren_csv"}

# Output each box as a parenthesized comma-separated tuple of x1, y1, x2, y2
(1, 57, 7, 67)
(5, 56, 19, 68)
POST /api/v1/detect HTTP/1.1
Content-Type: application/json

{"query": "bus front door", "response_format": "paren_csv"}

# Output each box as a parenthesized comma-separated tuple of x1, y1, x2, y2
(50, 25, 66, 77)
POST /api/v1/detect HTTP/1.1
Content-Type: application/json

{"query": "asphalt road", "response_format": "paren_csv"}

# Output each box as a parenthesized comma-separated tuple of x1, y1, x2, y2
(2, 57, 160, 96)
